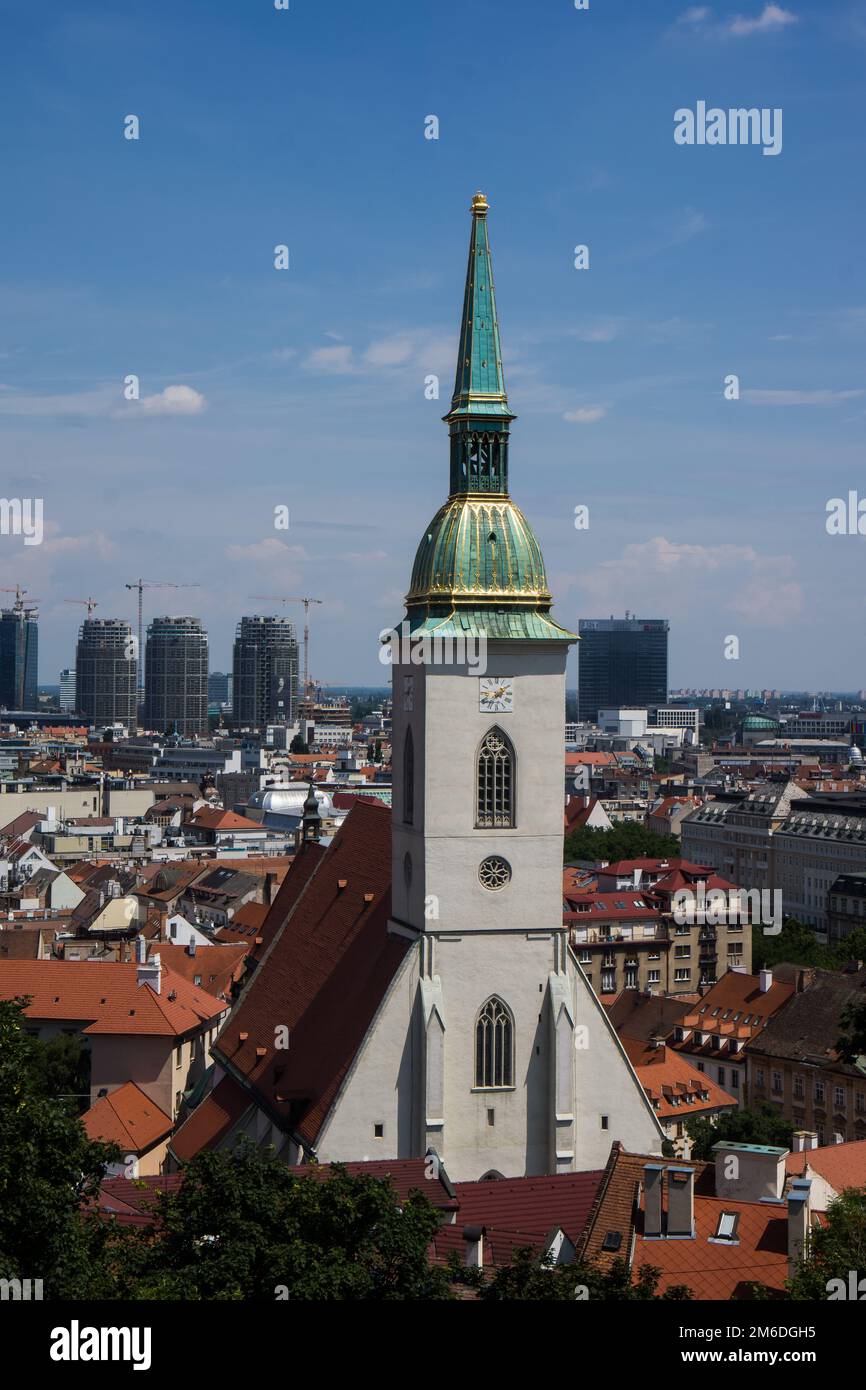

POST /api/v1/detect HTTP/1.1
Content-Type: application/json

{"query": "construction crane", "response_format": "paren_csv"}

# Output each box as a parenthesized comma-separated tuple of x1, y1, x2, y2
(125, 579, 201, 700)
(0, 584, 38, 612)
(64, 597, 99, 619)
(250, 595, 323, 700)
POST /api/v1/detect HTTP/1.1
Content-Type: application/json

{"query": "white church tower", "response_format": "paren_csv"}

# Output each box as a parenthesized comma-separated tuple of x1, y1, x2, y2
(379, 193, 663, 1178)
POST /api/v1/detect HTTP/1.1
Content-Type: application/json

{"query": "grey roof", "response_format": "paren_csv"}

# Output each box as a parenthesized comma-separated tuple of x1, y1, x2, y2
(748, 966, 866, 1076)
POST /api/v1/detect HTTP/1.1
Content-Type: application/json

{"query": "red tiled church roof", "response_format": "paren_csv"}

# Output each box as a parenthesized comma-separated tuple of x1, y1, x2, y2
(213, 800, 410, 1147)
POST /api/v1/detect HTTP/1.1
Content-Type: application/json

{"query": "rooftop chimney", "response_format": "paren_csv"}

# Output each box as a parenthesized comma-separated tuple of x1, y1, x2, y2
(187, 939, 197, 957)
(787, 1177, 812, 1274)
(759, 968, 773, 993)
(135, 934, 147, 964)
(643, 1163, 664, 1238)
(667, 1167, 695, 1238)
(712, 1142, 786, 1203)
(462, 1225, 486, 1269)
(137, 951, 162, 995)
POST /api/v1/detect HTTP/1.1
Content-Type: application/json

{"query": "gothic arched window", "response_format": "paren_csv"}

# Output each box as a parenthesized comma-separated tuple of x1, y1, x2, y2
(403, 726, 414, 825)
(476, 727, 515, 828)
(475, 997, 514, 1089)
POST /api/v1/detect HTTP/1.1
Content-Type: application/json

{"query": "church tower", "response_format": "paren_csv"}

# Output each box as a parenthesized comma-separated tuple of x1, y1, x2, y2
(382, 193, 661, 1179)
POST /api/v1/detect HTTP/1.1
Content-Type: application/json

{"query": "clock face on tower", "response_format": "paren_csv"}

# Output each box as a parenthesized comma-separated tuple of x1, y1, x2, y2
(479, 676, 514, 714)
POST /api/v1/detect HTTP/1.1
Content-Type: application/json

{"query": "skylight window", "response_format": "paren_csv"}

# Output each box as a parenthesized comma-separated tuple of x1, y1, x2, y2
(714, 1211, 740, 1241)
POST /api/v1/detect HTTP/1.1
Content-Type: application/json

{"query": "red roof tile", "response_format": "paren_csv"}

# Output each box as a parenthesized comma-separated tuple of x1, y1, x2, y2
(82, 1081, 173, 1152)
(453, 1170, 605, 1245)
(214, 800, 410, 1145)
(0, 958, 227, 1036)
(169, 1074, 253, 1162)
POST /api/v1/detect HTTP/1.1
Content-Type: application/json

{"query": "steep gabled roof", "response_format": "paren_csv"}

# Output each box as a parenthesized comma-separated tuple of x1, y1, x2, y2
(0, 959, 227, 1036)
(579, 1145, 791, 1299)
(453, 1170, 604, 1245)
(169, 1073, 254, 1163)
(213, 799, 410, 1146)
(82, 1081, 173, 1152)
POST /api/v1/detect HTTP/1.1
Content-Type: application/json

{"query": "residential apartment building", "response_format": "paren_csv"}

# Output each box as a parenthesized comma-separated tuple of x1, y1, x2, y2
(668, 968, 795, 1105)
(566, 892, 671, 996)
(681, 781, 810, 898)
(231, 615, 299, 730)
(747, 963, 866, 1145)
(144, 616, 209, 738)
(75, 618, 138, 729)
(828, 873, 866, 945)
(0, 955, 227, 1124)
(774, 808, 866, 931)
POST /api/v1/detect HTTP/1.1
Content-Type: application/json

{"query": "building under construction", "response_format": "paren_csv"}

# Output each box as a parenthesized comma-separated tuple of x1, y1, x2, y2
(231, 615, 299, 730)
(75, 617, 137, 728)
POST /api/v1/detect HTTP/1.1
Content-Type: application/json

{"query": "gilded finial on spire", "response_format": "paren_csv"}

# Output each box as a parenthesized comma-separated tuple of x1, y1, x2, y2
(471, 190, 489, 216)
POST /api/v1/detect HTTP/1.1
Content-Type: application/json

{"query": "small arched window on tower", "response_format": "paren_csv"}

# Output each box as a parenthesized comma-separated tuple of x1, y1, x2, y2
(475, 997, 514, 1089)
(403, 726, 414, 825)
(476, 727, 515, 828)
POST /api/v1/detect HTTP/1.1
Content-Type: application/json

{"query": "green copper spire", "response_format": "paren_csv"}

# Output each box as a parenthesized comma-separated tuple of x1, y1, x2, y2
(445, 191, 515, 497)
(401, 192, 576, 645)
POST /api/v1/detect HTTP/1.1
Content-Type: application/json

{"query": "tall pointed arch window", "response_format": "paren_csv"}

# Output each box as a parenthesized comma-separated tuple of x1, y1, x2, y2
(476, 727, 515, 828)
(403, 726, 414, 825)
(475, 997, 514, 1089)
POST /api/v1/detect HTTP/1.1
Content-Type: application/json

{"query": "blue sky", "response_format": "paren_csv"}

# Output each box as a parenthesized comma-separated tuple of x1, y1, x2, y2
(0, 0, 864, 690)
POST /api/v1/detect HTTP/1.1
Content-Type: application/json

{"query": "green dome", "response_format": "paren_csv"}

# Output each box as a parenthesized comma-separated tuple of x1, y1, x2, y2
(743, 714, 780, 732)
(406, 494, 551, 609)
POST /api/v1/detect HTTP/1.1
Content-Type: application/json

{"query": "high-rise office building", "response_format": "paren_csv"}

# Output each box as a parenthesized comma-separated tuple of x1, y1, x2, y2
(0, 593, 38, 709)
(75, 618, 137, 728)
(208, 671, 233, 706)
(578, 616, 669, 722)
(232, 615, 299, 729)
(144, 616, 208, 737)
(59, 668, 76, 712)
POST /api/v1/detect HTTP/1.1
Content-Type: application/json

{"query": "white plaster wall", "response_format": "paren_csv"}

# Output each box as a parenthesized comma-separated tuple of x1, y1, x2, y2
(429, 929, 560, 1180)
(570, 957, 666, 1165)
(391, 642, 568, 937)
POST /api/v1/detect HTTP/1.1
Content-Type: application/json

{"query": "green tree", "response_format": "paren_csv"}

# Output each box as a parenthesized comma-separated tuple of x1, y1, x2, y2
(685, 1102, 794, 1162)
(29, 1030, 91, 1115)
(788, 1187, 866, 1299)
(0, 998, 118, 1297)
(289, 733, 309, 754)
(754, 918, 866, 976)
(106, 1142, 452, 1301)
(837, 998, 866, 1063)
(472, 1248, 691, 1301)
(564, 822, 681, 866)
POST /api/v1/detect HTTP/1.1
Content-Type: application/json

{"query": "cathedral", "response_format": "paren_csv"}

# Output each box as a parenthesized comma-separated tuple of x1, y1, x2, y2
(177, 193, 663, 1181)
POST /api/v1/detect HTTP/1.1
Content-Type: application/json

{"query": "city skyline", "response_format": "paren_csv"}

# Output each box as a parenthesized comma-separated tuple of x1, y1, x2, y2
(1, 2, 864, 689)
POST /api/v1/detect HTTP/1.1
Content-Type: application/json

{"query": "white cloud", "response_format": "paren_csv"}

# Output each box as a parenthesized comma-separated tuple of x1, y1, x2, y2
(729, 5, 798, 36)
(135, 384, 206, 417)
(578, 536, 804, 629)
(303, 330, 453, 378)
(303, 344, 356, 374)
(363, 337, 415, 368)
(743, 388, 863, 405)
(673, 4, 798, 38)
(225, 539, 308, 563)
(563, 406, 607, 424)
